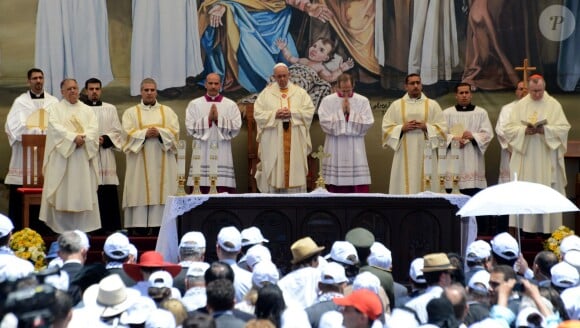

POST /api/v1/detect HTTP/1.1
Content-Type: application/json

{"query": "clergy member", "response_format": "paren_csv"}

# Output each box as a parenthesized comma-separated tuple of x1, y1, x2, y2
(185, 73, 241, 193)
(503, 75, 570, 234)
(121, 78, 180, 235)
(318, 73, 374, 193)
(39, 79, 101, 233)
(254, 63, 315, 193)
(83, 77, 124, 233)
(382, 73, 446, 194)
(4, 68, 58, 229)
(442, 82, 493, 195)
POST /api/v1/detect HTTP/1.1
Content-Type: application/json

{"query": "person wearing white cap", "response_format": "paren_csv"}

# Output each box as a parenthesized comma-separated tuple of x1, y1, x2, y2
(181, 262, 211, 311)
(0, 213, 35, 283)
(560, 276, 580, 320)
(244, 244, 272, 271)
(395, 257, 428, 307)
(560, 235, 580, 260)
(304, 262, 348, 327)
(235, 260, 280, 315)
(174, 231, 207, 295)
(325, 241, 360, 281)
(216, 226, 252, 303)
(239, 226, 269, 271)
(102, 232, 135, 287)
(464, 239, 492, 285)
(490, 232, 520, 267)
(148, 270, 182, 303)
(564, 250, 580, 274)
(465, 270, 491, 326)
(550, 262, 579, 293)
(360, 241, 396, 311)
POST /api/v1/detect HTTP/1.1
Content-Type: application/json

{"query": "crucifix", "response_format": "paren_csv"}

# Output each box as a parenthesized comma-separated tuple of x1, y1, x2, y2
(311, 145, 330, 190)
(515, 58, 537, 88)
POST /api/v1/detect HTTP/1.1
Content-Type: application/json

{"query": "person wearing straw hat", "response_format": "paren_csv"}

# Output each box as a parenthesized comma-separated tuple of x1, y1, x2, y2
(278, 236, 325, 308)
(123, 250, 181, 297)
(400, 253, 456, 324)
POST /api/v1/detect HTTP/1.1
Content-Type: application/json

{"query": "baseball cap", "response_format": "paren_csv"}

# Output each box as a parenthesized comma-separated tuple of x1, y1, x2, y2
(320, 262, 348, 285)
(368, 242, 392, 271)
(564, 250, 580, 271)
(466, 240, 491, 262)
(352, 272, 380, 295)
(490, 232, 519, 261)
(104, 232, 131, 260)
(325, 241, 359, 266)
(468, 270, 491, 295)
(217, 226, 242, 252)
(186, 262, 210, 278)
(516, 307, 545, 328)
(409, 258, 426, 284)
(333, 289, 383, 320)
(148, 270, 174, 289)
(252, 261, 279, 288)
(179, 231, 206, 249)
(551, 261, 579, 288)
(560, 235, 580, 255)
(241, 227, 269, 247)
(0, 214, 14, 238)
(245, 244, 271, 269)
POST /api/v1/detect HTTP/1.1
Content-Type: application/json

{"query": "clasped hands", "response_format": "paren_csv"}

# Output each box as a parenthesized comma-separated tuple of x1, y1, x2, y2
(525, 126, 544, 135)
(402, 120, 427, 133)
(145, 127, 160, 139)
(276, 107, 291, 120)
(74, 135, 86, 148)
(208, 104, 219, 123)
(452, 131, 474, 148)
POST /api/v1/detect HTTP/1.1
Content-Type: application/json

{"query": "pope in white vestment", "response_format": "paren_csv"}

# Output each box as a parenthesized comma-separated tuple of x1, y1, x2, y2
(318, 76, 373, 191)
(122, 83, 180, 228)
(382, 75, 446, 194)
(39, 80, 101, 233)
(185, 74, 241, 192)
(254, 64, 315, 193)
(504, 77, 570, 234)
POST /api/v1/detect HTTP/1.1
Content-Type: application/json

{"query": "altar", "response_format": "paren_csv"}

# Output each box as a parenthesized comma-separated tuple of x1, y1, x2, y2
(156, 191, 475, 280)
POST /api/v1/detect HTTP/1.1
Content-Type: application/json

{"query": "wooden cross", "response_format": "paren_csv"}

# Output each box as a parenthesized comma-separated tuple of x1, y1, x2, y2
(515, 58, 537, 88)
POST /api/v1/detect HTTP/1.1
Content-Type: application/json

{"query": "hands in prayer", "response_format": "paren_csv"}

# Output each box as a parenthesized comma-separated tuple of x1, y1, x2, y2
(74, 135, 86, 148)
(209, 104, 219, 123)
(276, 107, 291, 120)
(402, 120, 426, 133)
(145, 127, 160, 139)
(342, 98, 350, 116)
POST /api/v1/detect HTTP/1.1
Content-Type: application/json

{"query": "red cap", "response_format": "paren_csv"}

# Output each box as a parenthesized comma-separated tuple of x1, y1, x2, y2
(123, 251, 181, 281)
(333, 289, 383, 320)
(529, 74, 543, 80)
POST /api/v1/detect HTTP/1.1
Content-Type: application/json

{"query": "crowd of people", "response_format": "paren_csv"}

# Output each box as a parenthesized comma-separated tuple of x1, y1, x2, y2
(1, 214, 580, 327)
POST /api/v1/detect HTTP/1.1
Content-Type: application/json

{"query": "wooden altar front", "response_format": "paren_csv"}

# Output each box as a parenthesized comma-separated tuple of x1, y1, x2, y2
(174, 194, 468, 281)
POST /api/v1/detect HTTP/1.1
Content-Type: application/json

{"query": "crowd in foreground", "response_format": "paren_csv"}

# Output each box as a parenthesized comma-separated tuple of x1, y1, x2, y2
(1, 212, 579, 328)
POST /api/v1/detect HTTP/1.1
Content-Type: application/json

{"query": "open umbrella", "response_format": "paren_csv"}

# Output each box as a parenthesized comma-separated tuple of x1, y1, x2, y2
(457, 177, 579, 247)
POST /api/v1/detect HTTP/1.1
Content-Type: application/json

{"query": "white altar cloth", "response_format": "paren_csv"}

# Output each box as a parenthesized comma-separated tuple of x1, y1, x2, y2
(155, 190, 477, 263)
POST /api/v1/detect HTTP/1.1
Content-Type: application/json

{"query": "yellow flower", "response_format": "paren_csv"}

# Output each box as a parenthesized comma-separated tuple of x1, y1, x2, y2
(9, 228, 47, 271)
(544, 225, 576, 260)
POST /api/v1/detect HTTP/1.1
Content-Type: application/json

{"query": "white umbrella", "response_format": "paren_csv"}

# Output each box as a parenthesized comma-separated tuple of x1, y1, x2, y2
(457, 176, 579, 247)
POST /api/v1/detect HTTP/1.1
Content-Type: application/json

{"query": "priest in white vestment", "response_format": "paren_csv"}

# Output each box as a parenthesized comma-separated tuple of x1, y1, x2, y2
(35, 0, 113, 96)
(4, 68, 58, 228)
(254, 64, 315, 193)
(122, 78, 180, 229)
(318, 73, 373, 193)
(503, 75, 571, 233)
(442, 83, 493, 194)
(185, 73, 241, 193)
(83, 78, 125, 232)
(495, 81, 527, 184)
(130, 0, 203, 96)
(39, 79, 101, 233)
(382, 74, 446, 194)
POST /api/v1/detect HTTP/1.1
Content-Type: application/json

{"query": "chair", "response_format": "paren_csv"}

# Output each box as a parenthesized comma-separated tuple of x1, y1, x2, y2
(17, 135, 46, 228)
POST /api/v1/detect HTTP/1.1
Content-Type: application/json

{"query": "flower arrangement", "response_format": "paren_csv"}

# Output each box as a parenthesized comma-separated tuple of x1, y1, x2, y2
(544, 225, 575, 259)
(9, 228, 47, 270)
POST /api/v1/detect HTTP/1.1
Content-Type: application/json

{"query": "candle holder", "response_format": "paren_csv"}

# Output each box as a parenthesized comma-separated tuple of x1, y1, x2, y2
(176, 175, 187, 196)
(451, 175, 461, 194)
(192, 176, 202, 195)
(439, 175, 446, 193)
(424, 175, 431, 192)
(209, 175, 218, 194)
